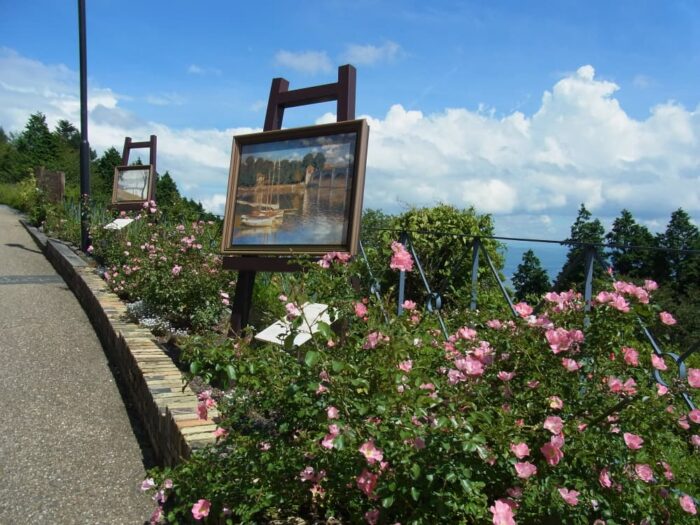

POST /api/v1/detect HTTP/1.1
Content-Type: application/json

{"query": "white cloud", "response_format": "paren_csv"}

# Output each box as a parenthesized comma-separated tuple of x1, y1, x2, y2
(362, 65, 699, 236)
(200, 193, 227, 216)
(342, 41, 401, 65)
(145, 92, 185, 106)
(274, 50, 332, 75)
(1, 50, 697, 239)
(187, 64, 221, 76)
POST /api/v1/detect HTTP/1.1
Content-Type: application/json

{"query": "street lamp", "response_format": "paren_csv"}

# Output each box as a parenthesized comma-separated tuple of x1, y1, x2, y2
(78, 0, 91, 252)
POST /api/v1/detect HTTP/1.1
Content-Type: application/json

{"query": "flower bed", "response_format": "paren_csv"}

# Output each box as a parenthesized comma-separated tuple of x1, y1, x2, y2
(142, 251, 699, 524)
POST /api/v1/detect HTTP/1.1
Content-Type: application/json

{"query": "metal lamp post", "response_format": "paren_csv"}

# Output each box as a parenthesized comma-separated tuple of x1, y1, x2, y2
(78, 0, 91, 252)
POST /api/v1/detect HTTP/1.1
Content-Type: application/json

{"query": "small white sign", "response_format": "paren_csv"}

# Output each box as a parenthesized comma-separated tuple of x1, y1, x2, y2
(104, 218, 135, 230)
(255, 303, 331, 347)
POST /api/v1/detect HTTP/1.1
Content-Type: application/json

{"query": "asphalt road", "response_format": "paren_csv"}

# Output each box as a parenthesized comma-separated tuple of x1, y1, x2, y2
(0, 205, 153, 524)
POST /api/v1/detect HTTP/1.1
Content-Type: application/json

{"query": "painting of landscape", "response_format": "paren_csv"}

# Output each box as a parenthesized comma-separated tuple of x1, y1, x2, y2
(228, 130, 361, 250)
(113, 166, 151, 203)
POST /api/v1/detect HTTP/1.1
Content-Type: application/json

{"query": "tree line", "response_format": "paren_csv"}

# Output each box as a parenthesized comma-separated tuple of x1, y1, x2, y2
(512, 203, 699, 352)
(238, 152, 326, 187)
(0, 112, 214, 220)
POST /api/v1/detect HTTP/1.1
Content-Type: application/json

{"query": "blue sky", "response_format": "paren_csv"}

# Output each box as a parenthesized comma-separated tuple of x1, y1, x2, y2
(1, 0, 698, 256)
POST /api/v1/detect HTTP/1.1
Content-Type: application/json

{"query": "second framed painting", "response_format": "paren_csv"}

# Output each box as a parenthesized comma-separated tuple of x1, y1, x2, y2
(221, 119, 369, 256)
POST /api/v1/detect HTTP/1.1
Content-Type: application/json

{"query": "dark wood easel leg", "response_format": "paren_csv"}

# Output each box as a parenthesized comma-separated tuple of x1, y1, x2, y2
(229, 270, 256, 335)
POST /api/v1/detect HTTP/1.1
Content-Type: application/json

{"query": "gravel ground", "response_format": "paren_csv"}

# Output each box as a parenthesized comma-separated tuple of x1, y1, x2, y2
(0, 205, 153, 524)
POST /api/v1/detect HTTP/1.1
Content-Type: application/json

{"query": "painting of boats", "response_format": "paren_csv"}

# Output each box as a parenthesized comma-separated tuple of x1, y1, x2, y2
(221, 120, 369, 256)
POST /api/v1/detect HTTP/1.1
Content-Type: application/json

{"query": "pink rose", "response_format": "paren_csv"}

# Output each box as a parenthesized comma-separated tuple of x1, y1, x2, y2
(541, 441, 564, 466)
(558, 488, 579, 506)
(212, 427, 228, 438)
(514, 461, 537, 479)
(514, 302, 533, 317)
(389, 241, 414, 272)
(364, 509, 380, 525)
(651, 353, 668, 371)
(622, 346, 639, 366)
(548, 396, 564, 410)
(692, 435, 700, 448)
(623, 432, 644, 450)
(285, 302, 301, 319)
(402, 299, 417, 310)
(543, 416, 564, 434)
(359, 440, 384, 465)
(644, 279, 658, 291)
(171, 265, 182, 276)
(688, 368, 700, 388)
(561, 358, 581, 372)
(659, 311, 677, 325)
(599, 468, 612, 488)
(656, 383, 669, 396)
(489, 499, 517, 525)
(635, 463, 654, 483)
(398, 359, 413, 373)
(686, 409, 700, 424)
(363, 331, 389, 349)
(498, 371, 515, 381)
(680, 494, 698, 515)
(354, 302, 368, 318)
(191, 499, 211, 520)
(510, 442, 530, 459)
(327, 406, 339, 419)
(356, 469, 378, 498)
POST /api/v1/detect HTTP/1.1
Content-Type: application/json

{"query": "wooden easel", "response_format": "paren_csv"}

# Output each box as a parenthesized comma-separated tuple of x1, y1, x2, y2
(226, 64, 357, 335)
(113, 135, 158, 211)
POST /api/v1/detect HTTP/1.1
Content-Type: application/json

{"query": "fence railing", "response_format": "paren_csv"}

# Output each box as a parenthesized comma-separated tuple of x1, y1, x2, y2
(359, 229, 699, 410)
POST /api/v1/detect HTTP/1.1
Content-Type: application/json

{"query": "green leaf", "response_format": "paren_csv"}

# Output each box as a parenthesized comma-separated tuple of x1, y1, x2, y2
(189, 361, 200, 375)
(411, 486, 420, 501)
(304, 350, 320, 367)
(411, 463, 421, 479)
(331, 360, 345, 373)
(316, 321, 332, 340)
(382, 495, 395, 508)
(226, 364, 236, 380)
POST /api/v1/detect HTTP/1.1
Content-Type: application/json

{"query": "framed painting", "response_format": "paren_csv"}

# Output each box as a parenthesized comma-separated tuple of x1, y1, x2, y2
(221, 119, 369, 256)
(111, 164, 155, 206)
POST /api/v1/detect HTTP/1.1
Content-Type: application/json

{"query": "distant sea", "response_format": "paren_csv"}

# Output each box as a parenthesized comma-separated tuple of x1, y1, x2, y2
(500, 241, 569, 285)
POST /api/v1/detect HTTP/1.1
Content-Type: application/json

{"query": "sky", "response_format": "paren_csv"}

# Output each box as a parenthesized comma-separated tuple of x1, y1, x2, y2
(1, 0, 699, 259)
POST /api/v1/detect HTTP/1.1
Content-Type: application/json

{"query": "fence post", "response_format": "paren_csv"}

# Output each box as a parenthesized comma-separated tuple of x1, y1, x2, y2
(397, 232, 408, 315)
(583, 244, 595, 327)
(470, 237, 481, 310)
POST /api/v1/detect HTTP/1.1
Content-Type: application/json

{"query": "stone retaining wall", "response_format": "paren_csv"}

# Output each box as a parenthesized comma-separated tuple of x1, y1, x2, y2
(22, 220, 217, 466)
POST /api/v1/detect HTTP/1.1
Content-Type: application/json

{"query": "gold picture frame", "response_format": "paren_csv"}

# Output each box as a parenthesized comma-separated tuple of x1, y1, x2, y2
(111, 164, 156, 208)
(221, 119, 369, 256)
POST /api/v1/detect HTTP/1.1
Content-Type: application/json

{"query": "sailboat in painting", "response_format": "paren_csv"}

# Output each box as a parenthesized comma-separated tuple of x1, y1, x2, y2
(240, 161, 285, 227)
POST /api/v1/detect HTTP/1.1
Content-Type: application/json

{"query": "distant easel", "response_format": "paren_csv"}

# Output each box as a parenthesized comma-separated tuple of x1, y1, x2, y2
(225, 64, 357, 335)
(112, 135, 158, 212)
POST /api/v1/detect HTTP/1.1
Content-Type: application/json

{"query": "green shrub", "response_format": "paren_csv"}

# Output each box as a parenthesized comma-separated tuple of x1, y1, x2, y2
(146, 252, 700, 524)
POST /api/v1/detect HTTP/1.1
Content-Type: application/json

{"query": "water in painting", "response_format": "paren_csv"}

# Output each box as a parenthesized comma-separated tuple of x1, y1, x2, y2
(231, 132, 357, 247)
(116, 168, 150, 201)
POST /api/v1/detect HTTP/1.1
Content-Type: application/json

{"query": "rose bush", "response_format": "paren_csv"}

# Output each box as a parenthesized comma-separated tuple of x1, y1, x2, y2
(146, 247, 699, 524)
(87, 205, 233, 332)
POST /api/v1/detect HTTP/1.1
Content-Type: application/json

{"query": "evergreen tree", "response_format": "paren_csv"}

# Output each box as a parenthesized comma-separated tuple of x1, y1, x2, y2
(156, 171, 181, 208)
(0, 127, 21, 182)
(512, 249, 550, 301)
(554, 204, 606, 291)
(54, 120, 81, 149)
(605, 209, 656, 279)
(655, 208, 700, 289)
(13, 112, 57, 179)
(91, 147, 123, 202)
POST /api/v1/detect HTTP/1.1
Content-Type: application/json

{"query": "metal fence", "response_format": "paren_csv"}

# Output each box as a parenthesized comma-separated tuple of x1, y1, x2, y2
(359, 229, 699, 411)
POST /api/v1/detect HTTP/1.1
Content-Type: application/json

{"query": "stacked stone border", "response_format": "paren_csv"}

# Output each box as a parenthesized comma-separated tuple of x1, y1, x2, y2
(21, 219, 217, 466)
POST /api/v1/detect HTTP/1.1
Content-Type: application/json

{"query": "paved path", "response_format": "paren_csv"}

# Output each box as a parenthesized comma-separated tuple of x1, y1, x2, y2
(0, 205, 152, 524)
